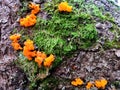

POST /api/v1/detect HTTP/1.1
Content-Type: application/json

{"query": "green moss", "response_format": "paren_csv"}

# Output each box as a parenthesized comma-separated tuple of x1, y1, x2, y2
(112, 81, 120, 89)
(107, 23, 120, 49)
(38, 76, 71, 90)
(18, 0, 29, 16)
(103, 40, 120, 49)
(33, 11, 98, 68)
(15, 52, 51, 89)
(39, 76, 60, 90)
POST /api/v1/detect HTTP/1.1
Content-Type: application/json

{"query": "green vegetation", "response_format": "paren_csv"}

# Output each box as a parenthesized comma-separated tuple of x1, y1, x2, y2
(104, 40, 120, 49)
(18, 0, 29, 16)
(16, 52, 51, 89)
(112, 81, 120, 89)
(33, 0, 99, 69)
(38, 76, 60, 90)
(104, 22, 120, 49)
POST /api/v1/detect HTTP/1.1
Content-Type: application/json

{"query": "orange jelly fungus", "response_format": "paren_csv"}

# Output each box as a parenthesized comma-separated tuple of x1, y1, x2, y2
(36, 51, 47, 59)
(11, 42, 22, 50)
(23, 39, 36, 60)
(35, 57, 43, 66)
(9, 34, 22, 50)
(9, 34, 21, 42)
(86, 82, 94, 89)
(95, 78, 107, 89)
(35, 51, 47, 67)
(29, 2, 40, 14)
(19, 14, 36, 27)
(43, 54, 55, 67)
(71, 78, 84, 86)
(58, 2, 72, 12)
(24, 39, 35, 50)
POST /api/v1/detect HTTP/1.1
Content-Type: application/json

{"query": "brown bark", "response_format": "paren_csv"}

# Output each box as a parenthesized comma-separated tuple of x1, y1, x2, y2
(0, 0, 28, 90)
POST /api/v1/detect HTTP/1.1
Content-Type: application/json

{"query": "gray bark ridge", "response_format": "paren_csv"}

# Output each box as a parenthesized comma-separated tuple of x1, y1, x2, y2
(0, 0, 28, 90)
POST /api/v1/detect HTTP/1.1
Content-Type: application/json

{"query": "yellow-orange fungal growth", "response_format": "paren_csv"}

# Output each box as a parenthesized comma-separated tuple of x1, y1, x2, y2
(29, 2, 40, 14)
(86, 82, 94, 89)
(11, 42, 22, 50)
(23, 39, 36, 60)
(35, 57, 43, 67)
(95, 78, 107, 89)
(9, 34, 21, 43)
(35, 51, 47, 67)
(36, 51, 47, 59)
(19, 14, 36, 27)
(71, 78, 84, 86)
(24, 39, 35, 50)
(23, 49, 36, 60)
(19, 2, 40, 27)
(43, 54, 55, 67)
(58, 2, 72, 12)
(10, 34, 22, 50)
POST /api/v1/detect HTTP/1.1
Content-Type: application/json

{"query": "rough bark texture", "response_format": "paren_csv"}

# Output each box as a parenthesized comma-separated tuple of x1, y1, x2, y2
(0, 0, 27, 90)
(54, 49, 120, 81)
